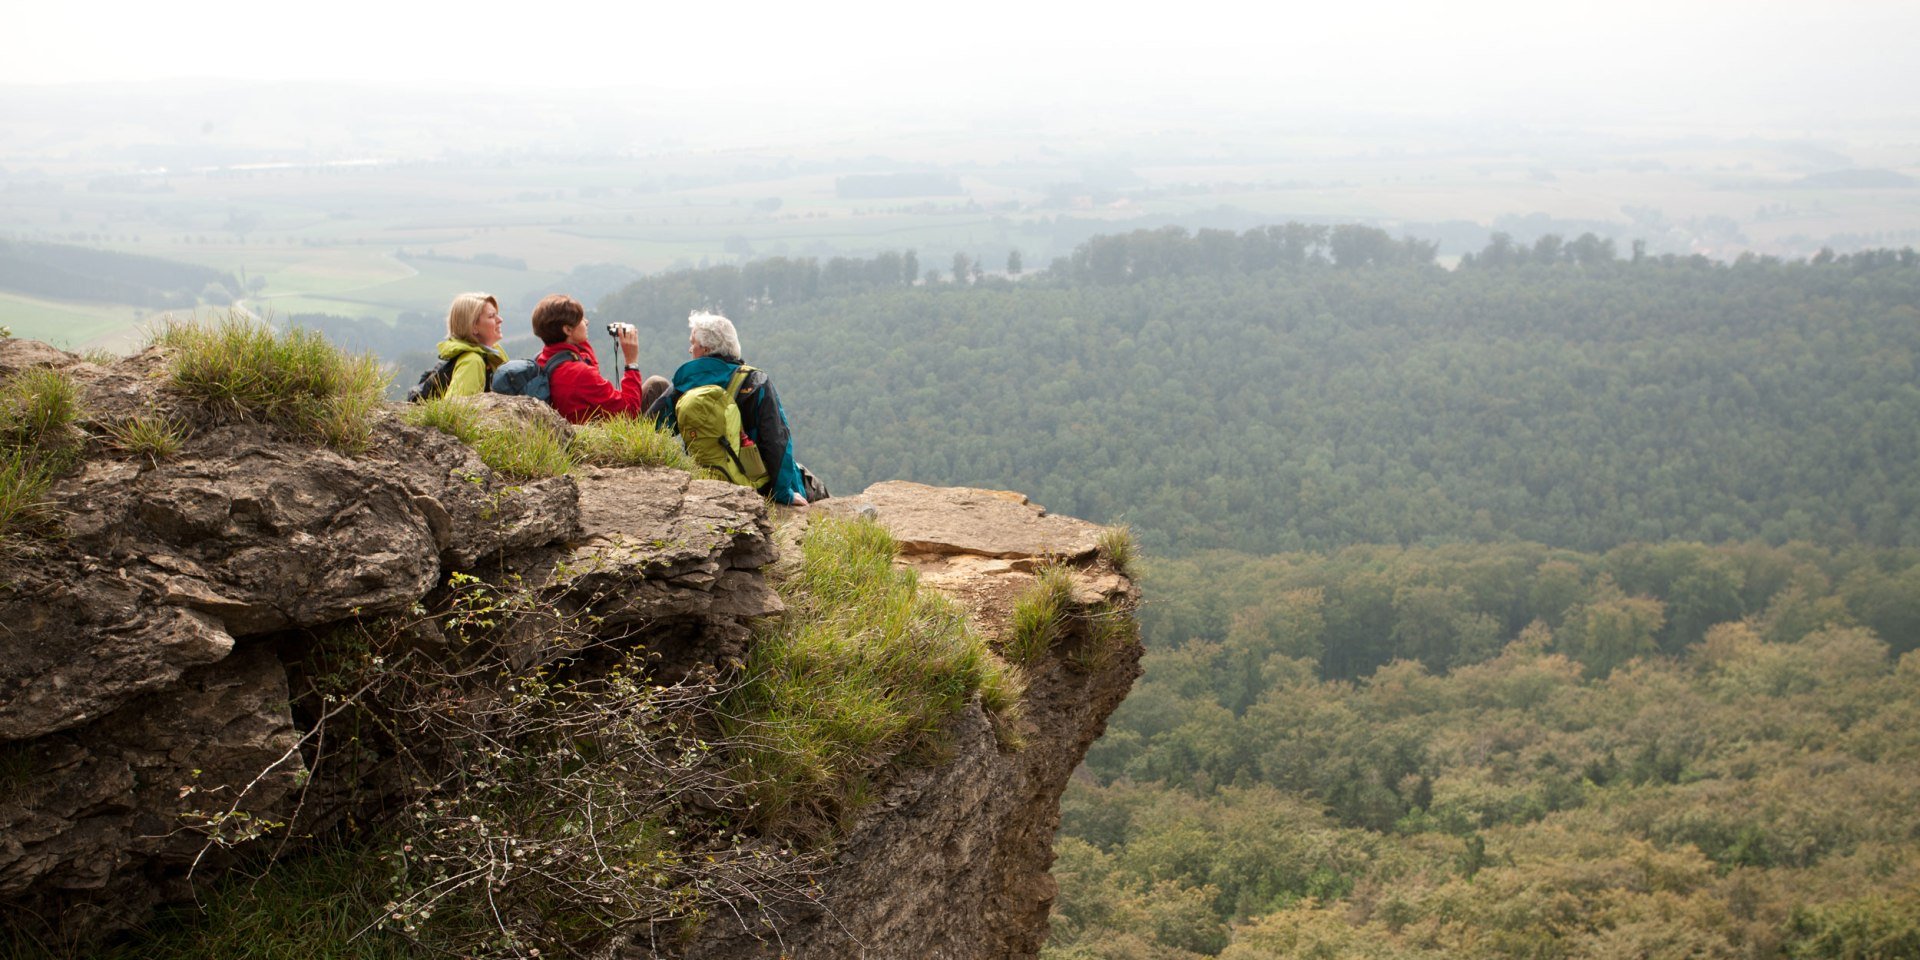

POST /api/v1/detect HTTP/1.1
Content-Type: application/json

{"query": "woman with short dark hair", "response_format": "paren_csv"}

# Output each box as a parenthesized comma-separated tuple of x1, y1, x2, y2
(530, 294, 647, 423)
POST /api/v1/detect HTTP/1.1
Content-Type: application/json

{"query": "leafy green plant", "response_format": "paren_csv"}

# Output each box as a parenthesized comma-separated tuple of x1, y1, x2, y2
(571, 416, 697, 472)
(0, 367, 84, 541)
(1004, 563, 1076, 666)
(154, 315, 387, 453)
(721, 515, 1023, 834)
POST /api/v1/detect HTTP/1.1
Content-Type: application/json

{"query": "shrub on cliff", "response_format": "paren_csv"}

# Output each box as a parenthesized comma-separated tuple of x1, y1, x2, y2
(154, 315, 386, 453)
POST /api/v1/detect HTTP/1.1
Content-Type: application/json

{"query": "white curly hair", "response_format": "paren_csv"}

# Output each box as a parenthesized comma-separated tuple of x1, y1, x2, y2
(688, 311, 742, 359)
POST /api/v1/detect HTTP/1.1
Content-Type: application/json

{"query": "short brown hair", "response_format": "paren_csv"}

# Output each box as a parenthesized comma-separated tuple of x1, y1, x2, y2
(531, 294, 585, 344)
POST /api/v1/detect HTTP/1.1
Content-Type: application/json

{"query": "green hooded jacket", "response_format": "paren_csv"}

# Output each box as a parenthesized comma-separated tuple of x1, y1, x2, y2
(436, 339, 509, 398)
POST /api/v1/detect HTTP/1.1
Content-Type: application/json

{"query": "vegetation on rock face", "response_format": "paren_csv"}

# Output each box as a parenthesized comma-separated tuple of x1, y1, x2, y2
(154, 315, 387, 453)
(720, 514, 1022, 834)
(405, 394, 697, 479)
(0, 366, 84, 541)
(5, 516, 1027, 959)
(570, 415, 698, 473)
(1006, 564, 1076, 666)
(99, 409, 187, 463)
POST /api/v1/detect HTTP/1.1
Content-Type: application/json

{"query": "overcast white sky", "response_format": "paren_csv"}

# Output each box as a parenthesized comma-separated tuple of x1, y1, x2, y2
(10, 0, 1920, 128)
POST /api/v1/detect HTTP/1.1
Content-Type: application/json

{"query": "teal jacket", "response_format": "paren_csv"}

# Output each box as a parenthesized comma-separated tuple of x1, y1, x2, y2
(661, 355, 806, 504)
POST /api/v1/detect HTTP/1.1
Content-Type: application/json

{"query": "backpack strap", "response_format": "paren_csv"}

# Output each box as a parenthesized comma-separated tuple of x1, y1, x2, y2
(542, 349, 579, 377)
(717, 365, 757, 478)
(724, 364, 755, 402)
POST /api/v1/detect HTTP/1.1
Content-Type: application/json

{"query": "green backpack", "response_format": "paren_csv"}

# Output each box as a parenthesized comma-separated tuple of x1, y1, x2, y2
(675, 365, 769, 488)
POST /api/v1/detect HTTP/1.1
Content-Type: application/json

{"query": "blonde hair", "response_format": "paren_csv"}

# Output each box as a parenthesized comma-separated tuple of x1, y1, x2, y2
(445, 292, 499, 343)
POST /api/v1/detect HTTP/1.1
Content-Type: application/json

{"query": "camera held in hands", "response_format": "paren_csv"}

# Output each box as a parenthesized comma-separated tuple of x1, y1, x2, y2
(606, 321, 635, 337)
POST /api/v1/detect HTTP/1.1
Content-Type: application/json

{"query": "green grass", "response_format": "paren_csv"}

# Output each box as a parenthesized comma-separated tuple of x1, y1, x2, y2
(154, 315, 387, 453)
(1098, 524, 1136, 575)
(398, 395, 481, 444)
(471, 419, 573, 479)
(1004, 564, 1076, 666)
(407, 396, 697, 479)
(721, 515, 1022, 834)
(401, 396, 574, 479)
(1070, 602, 1138, 674)
(0, 843, 415, 960)
(571, 416, 697, 472)
(102, 411, 188, 462)
(0, 367, 85, 541)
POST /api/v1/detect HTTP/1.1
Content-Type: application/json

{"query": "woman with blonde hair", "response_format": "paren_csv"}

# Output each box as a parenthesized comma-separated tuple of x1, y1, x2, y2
(436, 292, 508, 397)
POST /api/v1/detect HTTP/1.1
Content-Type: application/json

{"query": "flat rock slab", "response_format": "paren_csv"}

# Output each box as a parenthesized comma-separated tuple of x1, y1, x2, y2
(823, 481, 1102, 562)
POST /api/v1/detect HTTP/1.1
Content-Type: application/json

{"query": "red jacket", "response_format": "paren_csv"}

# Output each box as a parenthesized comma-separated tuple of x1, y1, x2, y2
(538, 340, 644, 424)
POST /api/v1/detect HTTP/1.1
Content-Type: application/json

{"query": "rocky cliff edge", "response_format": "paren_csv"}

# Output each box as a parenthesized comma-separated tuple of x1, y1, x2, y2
(0, 339, 1140, 958)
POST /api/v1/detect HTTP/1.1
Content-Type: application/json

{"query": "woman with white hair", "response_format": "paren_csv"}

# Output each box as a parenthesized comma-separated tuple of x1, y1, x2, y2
(435, 291, 509, 397)
(656, 311, 813, 506)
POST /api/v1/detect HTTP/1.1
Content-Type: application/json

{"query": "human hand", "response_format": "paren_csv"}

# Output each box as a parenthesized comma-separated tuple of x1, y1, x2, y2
(786, 496, 809, 507)
(618, 325, 640, 365)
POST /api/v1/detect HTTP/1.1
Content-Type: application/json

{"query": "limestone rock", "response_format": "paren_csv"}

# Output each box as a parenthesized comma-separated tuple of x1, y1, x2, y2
(823, 480, 1103, 563)
(511, 466, 783, 678)
(0, 644, 300, 919)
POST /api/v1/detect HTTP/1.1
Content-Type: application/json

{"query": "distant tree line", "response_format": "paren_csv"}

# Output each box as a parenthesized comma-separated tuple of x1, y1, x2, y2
(600, 251, 926, 322)
(685, 237, 1920, 555)
(0, 239, 233, 308)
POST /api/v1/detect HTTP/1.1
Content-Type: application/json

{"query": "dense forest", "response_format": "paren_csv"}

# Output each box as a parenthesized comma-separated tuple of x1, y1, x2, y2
(599, 231, 1920, 959)
(1044, 541, 1920, 958)
(601, 228, 1920, 555)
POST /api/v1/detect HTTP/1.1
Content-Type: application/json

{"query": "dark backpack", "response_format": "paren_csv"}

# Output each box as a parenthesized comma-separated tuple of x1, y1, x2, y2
(405, 356, 466, 403)
(490, 350, 579, 403)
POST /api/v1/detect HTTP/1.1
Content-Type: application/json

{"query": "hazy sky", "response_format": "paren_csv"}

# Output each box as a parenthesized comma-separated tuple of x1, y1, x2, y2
(11, 0, 1920, 128)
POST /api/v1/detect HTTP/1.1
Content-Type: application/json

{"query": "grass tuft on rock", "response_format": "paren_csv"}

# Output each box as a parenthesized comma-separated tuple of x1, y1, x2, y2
(1098, 523, 1136, 575)
(401, 396, 574, 479)
(722, 515, 1022, 834)
(102, 410, 188, 462)
(0, 367, 85, 541)
(1004, 563, 1076, 665)
(154, 315, 387, 453)
(571, 416, 697, 473)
